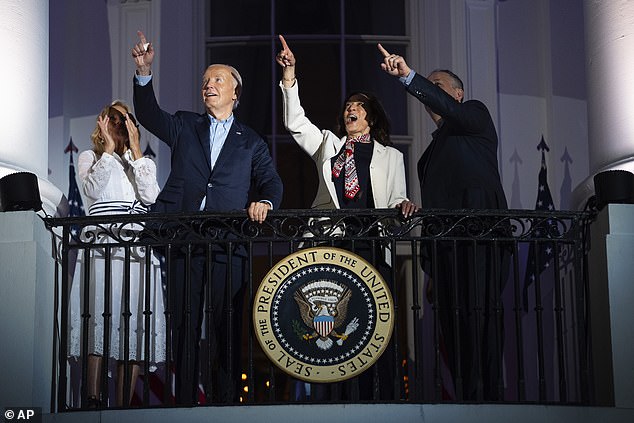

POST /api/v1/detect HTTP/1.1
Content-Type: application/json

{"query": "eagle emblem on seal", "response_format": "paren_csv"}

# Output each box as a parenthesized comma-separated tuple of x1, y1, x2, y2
(293, 279, 360, 350)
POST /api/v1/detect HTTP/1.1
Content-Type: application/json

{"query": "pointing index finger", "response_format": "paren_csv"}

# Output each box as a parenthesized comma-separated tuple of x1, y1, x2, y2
(377, 43, 390, 58)
(279, 34, 289, 51)
(137, 30, 147, 45)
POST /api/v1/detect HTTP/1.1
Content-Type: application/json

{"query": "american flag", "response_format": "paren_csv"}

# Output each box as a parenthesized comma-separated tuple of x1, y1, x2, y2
(65, 138, 85, 238)
(522, 136, 558, 311)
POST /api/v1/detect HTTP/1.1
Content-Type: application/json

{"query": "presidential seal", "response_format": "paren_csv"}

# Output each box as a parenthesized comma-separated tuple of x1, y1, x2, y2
(253, 247, 394, 383)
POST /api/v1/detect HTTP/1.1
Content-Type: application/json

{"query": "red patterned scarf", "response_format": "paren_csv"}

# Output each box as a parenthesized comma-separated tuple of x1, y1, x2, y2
(331, 132, 372, 199)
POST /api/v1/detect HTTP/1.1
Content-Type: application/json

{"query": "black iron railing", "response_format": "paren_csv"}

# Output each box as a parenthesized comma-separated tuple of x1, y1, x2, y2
(44, 208, 595, 410)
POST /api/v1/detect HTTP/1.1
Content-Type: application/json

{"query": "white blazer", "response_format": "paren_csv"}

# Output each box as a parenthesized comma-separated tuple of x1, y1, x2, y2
(280, 80, 410, 264)
(280, 80, 409, 210)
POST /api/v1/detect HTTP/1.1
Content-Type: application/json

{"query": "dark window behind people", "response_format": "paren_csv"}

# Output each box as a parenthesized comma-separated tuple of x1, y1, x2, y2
(131, 31, 283, 405)
(378, 44, 509, 401)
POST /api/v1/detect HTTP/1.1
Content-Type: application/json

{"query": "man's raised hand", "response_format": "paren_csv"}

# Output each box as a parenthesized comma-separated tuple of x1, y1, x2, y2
(378, 43, 411, 78)
(131, 30, 154, 75)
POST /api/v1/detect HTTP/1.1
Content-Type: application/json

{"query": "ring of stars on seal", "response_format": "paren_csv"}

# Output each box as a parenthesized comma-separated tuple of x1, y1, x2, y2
(273, 265, 375, 365)
(253, 247, 394, 383)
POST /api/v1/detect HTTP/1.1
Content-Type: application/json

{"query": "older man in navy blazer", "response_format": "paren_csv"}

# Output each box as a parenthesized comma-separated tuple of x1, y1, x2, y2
(132, 31, 282, 405)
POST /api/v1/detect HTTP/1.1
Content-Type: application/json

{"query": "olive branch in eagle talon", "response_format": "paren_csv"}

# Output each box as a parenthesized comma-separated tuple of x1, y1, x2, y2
(291, 319, 306, 339)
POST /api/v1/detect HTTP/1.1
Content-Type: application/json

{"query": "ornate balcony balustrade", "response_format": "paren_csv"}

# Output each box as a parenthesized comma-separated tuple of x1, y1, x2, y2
(44, 208, 595, 410)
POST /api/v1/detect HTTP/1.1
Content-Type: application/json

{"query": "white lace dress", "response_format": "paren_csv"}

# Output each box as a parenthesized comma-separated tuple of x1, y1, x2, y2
(69, 149, 166, 370)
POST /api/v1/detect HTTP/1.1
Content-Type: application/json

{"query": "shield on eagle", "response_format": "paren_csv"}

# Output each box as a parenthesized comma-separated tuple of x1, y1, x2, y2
(293, 279, 354, 350)
(313, 311, 335, 337)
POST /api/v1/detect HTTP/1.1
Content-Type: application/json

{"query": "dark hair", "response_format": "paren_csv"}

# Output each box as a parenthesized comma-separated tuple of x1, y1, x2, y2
(336, 91, 392, 146)
(430, 69, 464, 90)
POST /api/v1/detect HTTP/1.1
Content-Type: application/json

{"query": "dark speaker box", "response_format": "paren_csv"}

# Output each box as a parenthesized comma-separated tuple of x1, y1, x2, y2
(0, 172, 43, 212)
(593, 169, 634, 210)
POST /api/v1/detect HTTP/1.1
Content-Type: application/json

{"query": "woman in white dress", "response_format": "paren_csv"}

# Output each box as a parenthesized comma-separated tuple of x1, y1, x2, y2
(70, 100, 166, 407)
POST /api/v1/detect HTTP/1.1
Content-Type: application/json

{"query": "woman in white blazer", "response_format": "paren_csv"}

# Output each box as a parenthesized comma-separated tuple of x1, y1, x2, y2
(276, 35, 418, 400)
(276, 35, 417, 219)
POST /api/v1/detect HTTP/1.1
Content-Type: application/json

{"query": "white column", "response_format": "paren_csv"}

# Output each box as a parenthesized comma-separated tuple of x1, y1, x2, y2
(0, 0, 48, 178)
(581, 2, 634, 407)
(572, 0, 634, 209)
(0, 0, 57, 411)
(0, 212, 54, 410)
(0, 0, 62, 214)
(588, 204, 634, 408)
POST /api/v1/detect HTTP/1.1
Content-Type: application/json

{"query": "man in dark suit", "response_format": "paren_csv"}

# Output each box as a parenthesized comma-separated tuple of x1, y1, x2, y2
(378, 44, 508, 401)
(131, 31, 283, 405)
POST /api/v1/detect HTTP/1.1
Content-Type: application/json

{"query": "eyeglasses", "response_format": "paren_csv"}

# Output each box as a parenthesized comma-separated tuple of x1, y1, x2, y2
(107, 111, 139, 127)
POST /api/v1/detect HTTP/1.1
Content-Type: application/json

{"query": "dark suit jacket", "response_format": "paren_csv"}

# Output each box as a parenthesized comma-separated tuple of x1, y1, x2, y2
(133, 78, 283, 214)
(408, 73, 508, 400)
(407, 73, 507, 210)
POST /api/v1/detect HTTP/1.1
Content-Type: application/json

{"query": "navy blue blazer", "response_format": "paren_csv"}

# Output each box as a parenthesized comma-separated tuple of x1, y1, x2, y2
(133, 79, 283, 214)
(407, 73, 507, 210)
